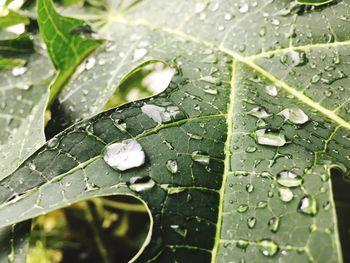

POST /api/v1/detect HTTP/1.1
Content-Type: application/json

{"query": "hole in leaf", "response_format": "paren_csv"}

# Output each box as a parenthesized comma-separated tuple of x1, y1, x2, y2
(27, 195, 151, 263)
(45, 61, 174, 139)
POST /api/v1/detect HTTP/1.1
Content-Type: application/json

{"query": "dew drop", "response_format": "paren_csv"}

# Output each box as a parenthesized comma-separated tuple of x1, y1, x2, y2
(255, 129, 286, 147)
(47, 137, 59, 148)
(128, 176, 155, 192)
(248, 107, 270, 119)
(191, 151, 210, 165)
(236, 239, 249, 250)
(279, 107, 309, 124)
(246, 183, 254, 193)
(85, 57, 96, 70)
(133, 48, 148, 62)
(247, 217, 256, 229)
(278, 187, 294, 203)
(289, 50, 308, 67)
(199, 76, 222, 86)
(298, 195, 318, 216)
(268, 217, 280, 233)
(239, 3, 249, 13)
(265, 85, 278, 96)
(141, 104, 184, 124)
(258, 239, 279, 257)
(237, 204, 249, 213)
(166, 159, 178, 174)
(12, 66, 27, 76)
(245, 146, 257, 153)
(277, 170, 303, 188)
(170, 225, 187, 237)
(103, 139, 145, 171)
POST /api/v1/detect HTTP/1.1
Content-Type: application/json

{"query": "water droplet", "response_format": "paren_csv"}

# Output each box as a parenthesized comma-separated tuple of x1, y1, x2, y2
(224, 13, 233, 20)
(191, 151, 210, 165)
(128, 176, 155, 192)
(265, 85, 278, 96)
(133, 48, 148, 62)
(103, 139, 145, 171)
(258, 239, 279, 257)
(279, 107, 309, 124)
(246, 184, 254, 193)
(277, 171, 303, 188)
(257, 201, 268, 209)
(141, 104, 184, 124)
(12, 66, 27, 76)
(255, 129, 286, 147)
(47, 137, 59, 148)
(289, 51, 308, 67)
(166, 159, 178, 174)
(239, 3, 249, 13)
(248, 107, 270, 119)
(236, 239, 249, 250)
(170, 225, 187, 237)
(199, 76, 222, 86)
(245, 146, 257, 153)
(85, 57, 96, 70)
(247, 217, 256, 229)
(237, 204, 249, 213)
(203, 87, 218, 95)
(268, 217, 280, 233)
(278, 187, 294, 203)
(298, 195, 318, 216)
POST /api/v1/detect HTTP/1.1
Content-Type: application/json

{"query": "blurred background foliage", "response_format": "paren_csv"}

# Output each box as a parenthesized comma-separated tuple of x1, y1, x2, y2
(0, 0, 173, 261)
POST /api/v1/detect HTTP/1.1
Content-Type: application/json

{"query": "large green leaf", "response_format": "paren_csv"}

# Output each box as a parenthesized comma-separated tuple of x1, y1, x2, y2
(2, 0, 350, 262)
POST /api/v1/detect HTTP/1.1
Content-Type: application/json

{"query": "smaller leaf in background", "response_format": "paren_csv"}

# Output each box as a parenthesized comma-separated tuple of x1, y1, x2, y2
(0, 56, 25, 68)
(36, 0, 104, 105)
(0, 33, 34, 55)
(296, 0, 335, 6)
(0, 7, 29, 29)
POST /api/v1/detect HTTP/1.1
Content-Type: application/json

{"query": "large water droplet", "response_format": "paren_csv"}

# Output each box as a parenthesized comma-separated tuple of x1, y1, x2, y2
(278, 187, 294, 203)
(277, 171, 303, 188)
(85, 57, 96, 70)
(166, 159, 178, 174)
(141, 104, 184, 124)
(289, 50, 308, 67)
(258, 239, 279, 257)
(103, 139, 145, 171)
(279, 107, 309, 124)
(191, 151, 210, 165)
(298, 195, 318, 216)
(255, 129, 286, 147)
(128, 176, 155, 192)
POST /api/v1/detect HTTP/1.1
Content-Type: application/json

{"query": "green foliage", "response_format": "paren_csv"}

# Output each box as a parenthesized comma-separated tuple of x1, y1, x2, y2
(1, 0, 350, 262)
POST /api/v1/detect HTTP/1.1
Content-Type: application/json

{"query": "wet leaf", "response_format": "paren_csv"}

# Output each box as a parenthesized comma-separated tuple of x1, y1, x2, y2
(3, 0, 350, 262)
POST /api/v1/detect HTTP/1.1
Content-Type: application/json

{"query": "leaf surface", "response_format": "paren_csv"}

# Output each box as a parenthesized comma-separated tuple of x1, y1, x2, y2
(3, 0, 350, 262)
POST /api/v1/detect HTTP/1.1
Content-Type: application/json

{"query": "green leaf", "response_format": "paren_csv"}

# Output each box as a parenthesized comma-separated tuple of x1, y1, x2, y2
(0, 34, 34, 55)
(0, 56, 26, 69)
(36, 0, 104, 105)
(0, 7, 29, 30)
(3, 1, 350, 262)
